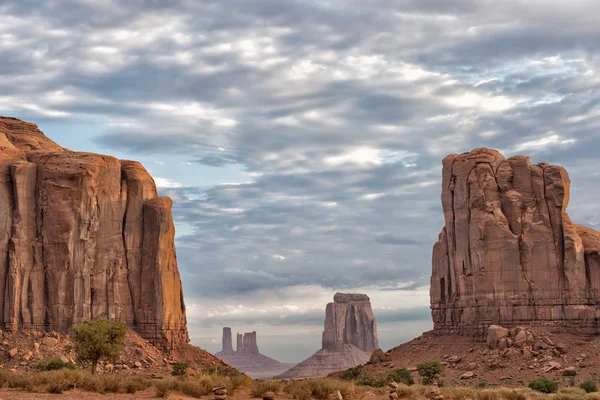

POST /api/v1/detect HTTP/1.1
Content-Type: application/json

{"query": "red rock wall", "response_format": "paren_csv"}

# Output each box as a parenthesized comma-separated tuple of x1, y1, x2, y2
(0, 117, 188, 350)
(431, 148, 600, 335)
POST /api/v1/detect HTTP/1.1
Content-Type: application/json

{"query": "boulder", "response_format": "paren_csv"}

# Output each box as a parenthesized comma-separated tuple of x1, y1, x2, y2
(486, 325, 509, 349)
(42, 337, 58, 347)
(562, 367, 577, 376)
(9, 348, 17, 358)
(459, 372, 475, 379)
(328, 390, 343, 400)
(262, 392, 275, 400)
(370, 348, 392, 364)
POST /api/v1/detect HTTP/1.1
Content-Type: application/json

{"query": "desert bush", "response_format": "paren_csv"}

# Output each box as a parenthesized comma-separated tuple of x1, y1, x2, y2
(477, 389, 501, 400)
(341, 365, 364, 381)
(155, 377, 179, 398)
(417, 360, 444, 385)
(36, 359, 76, 371)
(586, 394, 600, 400)
(126, 377, 151, 394)
(171, 361, 190, 376)
(581, 381, 599, 393)
(284, 378, 355, 400)
(396, 383, 418, 399)
(180, 378, 213, 397)
(357, 374, 387, 387)
(387, 368, 414, 386)
(444, 386, 478, 400)
(529, 376, 560, 393)
(497, 388, 527, 400)
(252, 380, 284, 397)
(71, 318, 127, 374)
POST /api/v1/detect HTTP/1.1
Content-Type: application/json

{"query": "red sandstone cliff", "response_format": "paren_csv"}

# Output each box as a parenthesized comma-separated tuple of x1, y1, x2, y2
(431, 148, 600, 335)
(0, 117, 188, 350)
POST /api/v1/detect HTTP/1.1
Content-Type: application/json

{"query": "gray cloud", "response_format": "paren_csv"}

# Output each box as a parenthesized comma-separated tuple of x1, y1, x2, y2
(2, 0, 600, 359)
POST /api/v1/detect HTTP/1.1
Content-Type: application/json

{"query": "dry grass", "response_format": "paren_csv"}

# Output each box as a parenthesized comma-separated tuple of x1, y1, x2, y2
(154, 370, 252, 398)
(252, 380, 285, 397)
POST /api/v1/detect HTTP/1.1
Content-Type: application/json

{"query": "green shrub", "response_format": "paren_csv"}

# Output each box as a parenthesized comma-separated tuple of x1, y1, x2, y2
(36, 360, 76, 371)
(529, 376, 559, 393)
(357, 375, 387, 388)
(71, 318, 127, 374)
(581, 381, 599, 393)
(387, 368, 414, 386)
(417, 360, 444, 385)
(341, 365, 364, 381)
(171, 361, 190, 376)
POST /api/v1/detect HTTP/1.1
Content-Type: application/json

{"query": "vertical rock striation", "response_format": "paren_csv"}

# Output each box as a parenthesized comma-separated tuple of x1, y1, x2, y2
(276, 293, 379, 379)
(431, 148, 600, 335)
(0, 117, 188, 350)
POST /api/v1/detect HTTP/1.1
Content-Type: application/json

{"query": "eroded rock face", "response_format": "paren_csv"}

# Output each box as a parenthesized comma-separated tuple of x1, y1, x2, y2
(431, 148, 600, 335)
(276, 292, 378, 379)
(0, 117, 188, 350)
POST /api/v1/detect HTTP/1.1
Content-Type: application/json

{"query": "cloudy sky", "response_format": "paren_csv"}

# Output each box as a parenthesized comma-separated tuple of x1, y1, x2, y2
(2, 0, 600, 363)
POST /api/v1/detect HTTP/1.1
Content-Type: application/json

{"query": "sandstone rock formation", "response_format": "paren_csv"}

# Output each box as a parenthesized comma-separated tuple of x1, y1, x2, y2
(0, 117, 188, 350)
(276, 293, 379, 379)
(215, 327, 294, 379)
(431, 148, 600, 335)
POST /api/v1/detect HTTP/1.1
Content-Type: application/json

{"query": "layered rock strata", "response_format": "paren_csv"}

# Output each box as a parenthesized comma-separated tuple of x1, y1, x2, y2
(276, 293, 379, 379)
(431, 148, 600, 335)
(0, 117, 188, 350)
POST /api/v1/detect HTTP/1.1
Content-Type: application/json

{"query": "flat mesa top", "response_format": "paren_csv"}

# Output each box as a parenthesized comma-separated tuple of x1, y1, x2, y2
(333, 293, 370, 303)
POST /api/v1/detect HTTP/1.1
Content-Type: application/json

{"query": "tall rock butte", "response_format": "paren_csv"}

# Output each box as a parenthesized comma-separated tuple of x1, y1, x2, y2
(276, 293, 379, 379)
(0, 117, 188, 350)
(431, 148, 600, 335)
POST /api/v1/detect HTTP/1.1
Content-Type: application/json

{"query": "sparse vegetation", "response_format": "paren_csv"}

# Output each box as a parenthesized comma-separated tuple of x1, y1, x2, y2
(581, 380, 598, 393)
(252, 380, 284, 397)
(171, 361, 190, 376)
(71, 318, 127, 374)
(417, 360, 444, 385)
(529, 376, 559, 393)
(387, 368, 415, 386)
(35, 359, 76, 371)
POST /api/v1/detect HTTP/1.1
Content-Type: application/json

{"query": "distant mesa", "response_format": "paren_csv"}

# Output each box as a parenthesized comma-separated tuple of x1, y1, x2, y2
(275, 292, 380, 379)
(214, 328, 295, 379)
(431, 148, 600, 334)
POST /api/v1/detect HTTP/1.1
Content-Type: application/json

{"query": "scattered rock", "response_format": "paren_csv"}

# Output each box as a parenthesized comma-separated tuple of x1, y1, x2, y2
(486, 325, 509, 349)
(328, 390, 343, 400)
(9, 348, 18, 358)
(370, 348, 392, 364)
(262, 391, 276, 400)
(42, 337, 58, 347)
(562, 367, 577, 376)
(389, 381, 399, 390)
(544, 361, 561, 373)
(459, 372, 475, 379)
(22, 351, 33, 361)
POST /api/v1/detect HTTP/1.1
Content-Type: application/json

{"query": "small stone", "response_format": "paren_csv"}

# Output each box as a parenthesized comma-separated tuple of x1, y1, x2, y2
(262, 391, 276, 400)
(105, 364, 114, 372)
(60, 355, 70, 363)
(389, 393, 399, 400)
(562, 367, 577, 376)
(133, 361, 142, 368)
(465, 362, 477, 371)
(22, 351, 33, 361)
(9, 348, 18, 358)
(42, 337, 58, 347)
(543, 337, 555, 346)
(214, 388, 227, 395)
(214, 395, 227, 400)
(33, 343, 40, 350)
(459, 372, 475, 379)
(328, 391, 343, 400)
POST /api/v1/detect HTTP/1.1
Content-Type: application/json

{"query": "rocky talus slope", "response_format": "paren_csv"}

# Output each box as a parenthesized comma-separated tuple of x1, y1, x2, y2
(431, 148, 600, 335)
(275, 293, 379, 379)
(215, 328, 295, 379)
(0, 117, 187, 350)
